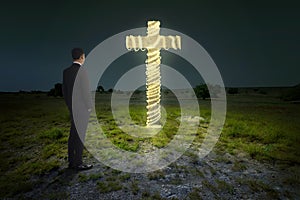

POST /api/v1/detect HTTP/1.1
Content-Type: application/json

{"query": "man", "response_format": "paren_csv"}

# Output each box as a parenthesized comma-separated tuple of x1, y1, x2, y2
(62, 48, 93, 170)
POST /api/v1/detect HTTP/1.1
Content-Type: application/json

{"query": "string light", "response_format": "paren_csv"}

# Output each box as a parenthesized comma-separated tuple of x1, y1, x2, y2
(126, 21, 181, 126)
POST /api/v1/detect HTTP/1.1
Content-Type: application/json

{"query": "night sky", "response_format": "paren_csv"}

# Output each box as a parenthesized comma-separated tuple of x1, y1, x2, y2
(0, 0, 299, 92)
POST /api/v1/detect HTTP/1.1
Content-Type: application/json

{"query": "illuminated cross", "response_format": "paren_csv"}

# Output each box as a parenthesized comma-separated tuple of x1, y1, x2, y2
(126, 20, 181, 126)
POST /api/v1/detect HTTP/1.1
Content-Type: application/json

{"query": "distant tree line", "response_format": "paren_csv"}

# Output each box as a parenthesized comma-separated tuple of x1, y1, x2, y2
(48, 83, 63, 97)
(18, 90, 46, 94)
(194, 84, 222, 100)
(227, 88, 239, 95)
(194, 84, 209, 100)
(35, 82, 300, 102)
(47, 84, 116, 97)
(280, 84, 300, 101)
(97, 85, 113, 93)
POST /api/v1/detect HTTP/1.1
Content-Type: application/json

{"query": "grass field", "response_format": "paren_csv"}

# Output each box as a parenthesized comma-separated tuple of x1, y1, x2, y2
(0, 92, 299, 197)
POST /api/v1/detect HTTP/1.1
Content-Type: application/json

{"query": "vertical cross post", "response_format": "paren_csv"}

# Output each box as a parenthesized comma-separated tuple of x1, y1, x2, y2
(126, 21, 181, 126)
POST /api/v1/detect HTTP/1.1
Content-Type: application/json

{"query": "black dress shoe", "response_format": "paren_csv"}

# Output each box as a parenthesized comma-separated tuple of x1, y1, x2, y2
(76, 164, 93, 171)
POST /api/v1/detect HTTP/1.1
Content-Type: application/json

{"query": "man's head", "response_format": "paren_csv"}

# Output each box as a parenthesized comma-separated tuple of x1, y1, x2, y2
(72, 48, 85, 65)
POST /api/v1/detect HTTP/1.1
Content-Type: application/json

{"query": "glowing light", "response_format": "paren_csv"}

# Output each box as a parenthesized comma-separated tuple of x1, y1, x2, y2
(126, 21, 181, 126)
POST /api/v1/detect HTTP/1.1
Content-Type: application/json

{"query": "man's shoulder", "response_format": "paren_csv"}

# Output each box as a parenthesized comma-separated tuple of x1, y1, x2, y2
(63, 63, 80, 73)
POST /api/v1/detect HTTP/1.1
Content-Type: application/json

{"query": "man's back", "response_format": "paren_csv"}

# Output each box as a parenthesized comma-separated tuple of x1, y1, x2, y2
(63, 63, 80, 111)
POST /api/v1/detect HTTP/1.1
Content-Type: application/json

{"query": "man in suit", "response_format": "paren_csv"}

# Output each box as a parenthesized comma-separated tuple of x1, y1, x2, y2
(62, 48, 93, 170)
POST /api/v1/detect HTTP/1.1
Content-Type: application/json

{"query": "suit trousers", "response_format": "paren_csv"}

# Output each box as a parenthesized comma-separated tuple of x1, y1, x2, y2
(68, 112, 89, 167)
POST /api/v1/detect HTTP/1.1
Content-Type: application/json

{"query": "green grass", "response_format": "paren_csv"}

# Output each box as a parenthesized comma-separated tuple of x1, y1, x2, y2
(97, 102, 181, 151)
(0, 94, 69, 197)
(119, 173, 131, 181)
(169, 174, 182, 185)
(231, 161, 247, 171)
(237, 178, 279, 199)
(97, 180, 123, 193)
(0, 93, 299, 197)
(218, 95, 300, 164)
(216, 180, 234, 194)
(147, 170, 165, 180)
(202, 180, 217, 194)
(187, 187, 203, 200)
(39, 127, 64, 140)
(78, 172, 103, 182)
(130, 180, 139, 195)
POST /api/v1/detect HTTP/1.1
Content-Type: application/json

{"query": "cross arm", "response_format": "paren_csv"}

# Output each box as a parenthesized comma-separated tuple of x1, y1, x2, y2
(126, 35, 181, 51)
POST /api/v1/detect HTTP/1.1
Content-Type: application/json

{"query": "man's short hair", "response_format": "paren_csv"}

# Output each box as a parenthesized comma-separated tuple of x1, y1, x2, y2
(71, 48, 84, 60)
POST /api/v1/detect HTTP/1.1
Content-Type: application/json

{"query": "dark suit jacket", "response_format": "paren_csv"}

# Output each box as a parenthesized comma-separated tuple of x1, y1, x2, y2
(62, 63, 92, 114)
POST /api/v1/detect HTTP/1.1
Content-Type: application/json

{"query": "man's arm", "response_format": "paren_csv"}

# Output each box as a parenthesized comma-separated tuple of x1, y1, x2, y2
(80, 67, 93, 112)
